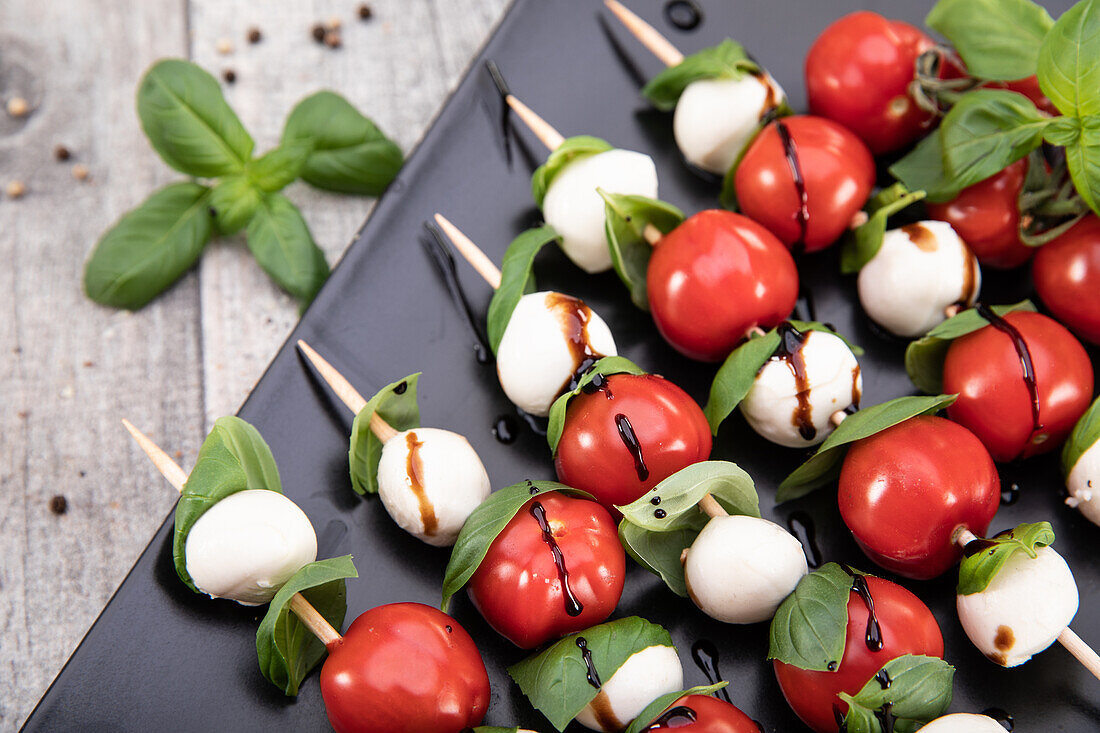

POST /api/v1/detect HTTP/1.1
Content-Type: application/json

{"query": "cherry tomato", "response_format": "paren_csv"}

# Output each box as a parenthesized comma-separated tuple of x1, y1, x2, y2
(647, 209, 798, 361)
(926, 159, 1033, 269)
(805, 11, 934, 154)
(554, 374, 713, 508)
(942, 310, 1093, 462)
(467, 491, 625, 649)
(638, 694, 761, 732)
(774, 575, 944, 733)
(734, 116, 875, 253)
(320, 602, 490, 733)
(838, 416, 999, 579)
(1033, 215, 1100, 344)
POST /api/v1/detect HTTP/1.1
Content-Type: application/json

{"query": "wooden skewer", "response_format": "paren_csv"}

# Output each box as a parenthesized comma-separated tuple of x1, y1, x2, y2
(829, 410, 848, 427)
(642, 222, 664, 247)
(504, 94, 565, 152)
(295, 340, 399, 443)
(121, 419, 344, 648)
(603, 0, 684, 67)
(433, 214, 502, 289)
(698, 493, 728, 519)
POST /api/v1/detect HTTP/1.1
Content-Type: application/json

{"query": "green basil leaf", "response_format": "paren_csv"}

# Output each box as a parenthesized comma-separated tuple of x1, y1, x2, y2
(84, 182, 213, 310)
(246, 192, 329, 305)
(617, 461, 759, 532)
(769, 563, 859, 671)
(508, 617, 674, 732)
(209, 175, 260, 236)
(173, 416, 283, 593)
(441, 480, 592, 611)
(618, 519, 703, 597)
(1063, 396, 1100, 477)
(470, 728, 520, 733)
(838, 655, 955, 732)
(904, 301, 1036, 394)
(136, 59, 253, 177)
(840, 184, 927, 274)
(776, 395, 958, 502)
(888, 130, 965, 204)
(1037, 0, 1100, 119)
(926, 0, 1054, 81)
(348, 374, 421, 495)
(282, 90, 403, 196)
(641, 39, 760, 111)
(486, 225, 561, 354)
(957, 522, 1056, 595)
(1060, 115, 1100, 217)
(247, 140, 312, 193)
(622, 683, 730, 733)
(531, 136, 614, 208)
(546, 356, 647, 454)
(600, 190, 685, 310)
(255, 555, 357, 695)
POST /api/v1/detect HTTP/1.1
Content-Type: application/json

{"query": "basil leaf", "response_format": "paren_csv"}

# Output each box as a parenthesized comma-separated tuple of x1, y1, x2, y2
(776, 395, 958, 502)
(470, 728, 520, 733)
(889, 131, 965, 204)
(1037, 0, 1100, 119)
(282, 90, 403, 196)
(546, 356, 647, 454)
(209, 175, 260, 236)
(926, 0, 1054, 81)
(600, 190, 685, 310)
(838, 655, 955, 732)
(957, 522, 1056, 595)
(768, 563, 857, 671)
(618, 520, 702, 597)
(486, 225, 561, 354)
(641, 39, 760, 111)
(247, 140, 312, 193)
(904, 301, 1036, 394)
(1056, 115, 1100, 217)
(173, 416, 283, 593)
(84, 182, 213, 310)
(617, 461, 760, 532)
(623, 683, 730, 733)
(246, 192, 329, 305)
(840, 185, 927, 274)
(508, 617, 674, 732)
(348, 374, 421, 495)
(531, 136, 614, 208)
(136, 59, 253, 177)
(1063, 396, 1100, 477)
(441, 480, 592, 611)
(255, 555, 357, 695)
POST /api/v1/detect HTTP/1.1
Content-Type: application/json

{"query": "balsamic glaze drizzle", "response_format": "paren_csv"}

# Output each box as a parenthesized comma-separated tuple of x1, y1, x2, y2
(422, 223, 493, 364)
(774, 120, 809, 251)
(842, 566, 883, 652)
(493, 414, 518, 444)
(875, 667, 892, 690)
(975, 304, 1043, 442)
(615, 413, 650, 481)
(664, 0, 702, 30)
(643, 706, 697, 730)
(1001, 483, 1021, 506)
(529, 501, 584, 616)
(690, 640, 732, 703)
(786, 511, 822, 568)
(771, 322, 816, 441)
(546, 292, 606, 397)
(576, 636, 602, 688)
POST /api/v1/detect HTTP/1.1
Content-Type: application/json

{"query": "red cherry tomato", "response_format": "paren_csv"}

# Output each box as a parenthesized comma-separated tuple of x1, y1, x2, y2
(943, 310, 1093, 462)
(1033, 215, 1100, 344)
(734, 116, 875, 253)
(926, 159, 1033, 269)
(467, 492, 625, 649)
(554, 374, 712, 508)
(774, 575, 944, 733)
(320, 602, 490, 733)
(838, 416, 999, 579)
(638, 694, 761, 732)
(805, 11, 934, 154)
(647, 209, 798, 361)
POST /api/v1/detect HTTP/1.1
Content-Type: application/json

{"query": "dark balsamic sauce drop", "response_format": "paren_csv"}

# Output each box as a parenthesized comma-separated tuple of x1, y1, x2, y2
(786, 511, 822, 569)
(643, 706, 697, 730)
(982, 707, 1015, 731)
(405, 432, 438, 538)
(664, 0, 702, 30)
(582, 371, 612, 396)
(546, 292, 606, 397)
(774, 120, 809, 252)
(975, 305, 1043, 444)
(615, 413, 650, 481)
(873, 702, 896, 733)
(875, 667, 892, 690)
(770, 322, 816, 441)
(690, 640, 732, 703)
(529, 501, 584, 616)
(842, 566, 883, 652)
(392, 380, 408, 395)
(1001, 483, 1021, 505)
(492, 414, 518, 444)
(576, 636, 602, 688)
(654, 508, 667, 519)
(650, 495, 662, 505)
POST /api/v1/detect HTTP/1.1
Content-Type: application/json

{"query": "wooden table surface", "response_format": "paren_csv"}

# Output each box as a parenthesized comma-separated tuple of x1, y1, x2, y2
(0, 1, 509, 728)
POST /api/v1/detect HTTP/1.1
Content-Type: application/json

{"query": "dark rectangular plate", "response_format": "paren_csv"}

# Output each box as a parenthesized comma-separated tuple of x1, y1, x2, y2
(25, 0, 1098, 730)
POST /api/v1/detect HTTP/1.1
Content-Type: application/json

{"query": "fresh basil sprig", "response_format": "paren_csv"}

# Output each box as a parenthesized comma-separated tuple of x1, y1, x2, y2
(840, 184, 927, 274)
(247, 193, 330, 305)
(1063, 396, 1100, 477)
(837, 655, 955, 733)
(546, 356, 647, 453)
(600, 190, 684, 310)
(531, 136, 614, 208)
(348, 374, 421, 495)
(957, 522, 1056, 595)
(209, 175, 261, 236)
(486, 225, 562, 354)
(769, 563, 863, 671)
(622, 683, 730, 733)
(641, 39, 761, 111)
(1037, 0, 1100, 120)
(925, 0, 1054, 81)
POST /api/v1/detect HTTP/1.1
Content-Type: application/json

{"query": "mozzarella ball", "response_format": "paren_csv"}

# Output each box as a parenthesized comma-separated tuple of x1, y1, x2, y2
(377, 428, 491, 546)
(957, 545, 1078, 667)
(496, 291, 618, 417)
(858, 220, 980, 337)
(684, 515, 808, 624)
(740, 329, 861, 448)
(1066, 438, 1100, 526)
(673, 73, 786, 175)
(575, 644, 684, 732)
(185, 489, 317, 606)
(918, 713, 1009, 733)
(542, 148, 659, 273)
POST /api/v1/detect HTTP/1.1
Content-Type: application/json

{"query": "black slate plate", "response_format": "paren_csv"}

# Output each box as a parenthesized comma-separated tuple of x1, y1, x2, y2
(25, 0, 1098, 730)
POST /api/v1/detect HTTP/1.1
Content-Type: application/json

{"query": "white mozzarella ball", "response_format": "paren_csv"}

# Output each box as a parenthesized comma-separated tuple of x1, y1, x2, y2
(575, 644, 684, 732)
(917, 713, 1010, 732)
(740, 329, 861, 448)
(957, 545, 1078, 667)
(542, 148, 659, 273)
(496, 291, 618, 417)
(684, 515, 808, 624)
(1066, 438, 1100, 526)
(673, 73, 786, 175)
(858, 220, 980, 337)
(185, 489, 318, 606)
(376, 428, 491, 546)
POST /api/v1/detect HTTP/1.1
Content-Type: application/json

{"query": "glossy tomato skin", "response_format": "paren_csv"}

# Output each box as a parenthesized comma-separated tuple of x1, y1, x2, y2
(942, 310, 1093, 462)
(554, 374, 713, 509)
(647, 209, 798, 361)
(467, 492, 625, 649)
(320, 602, 490, 733)
(774, 576, 944, 733)
(735, 116, 875, 253)
(1033, 215, 1100, 344)
(805, 11, 935, 154)
(838, 416, 999, 579)
(640, 694, 761, 732)
(926, 159, 1033, 269)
